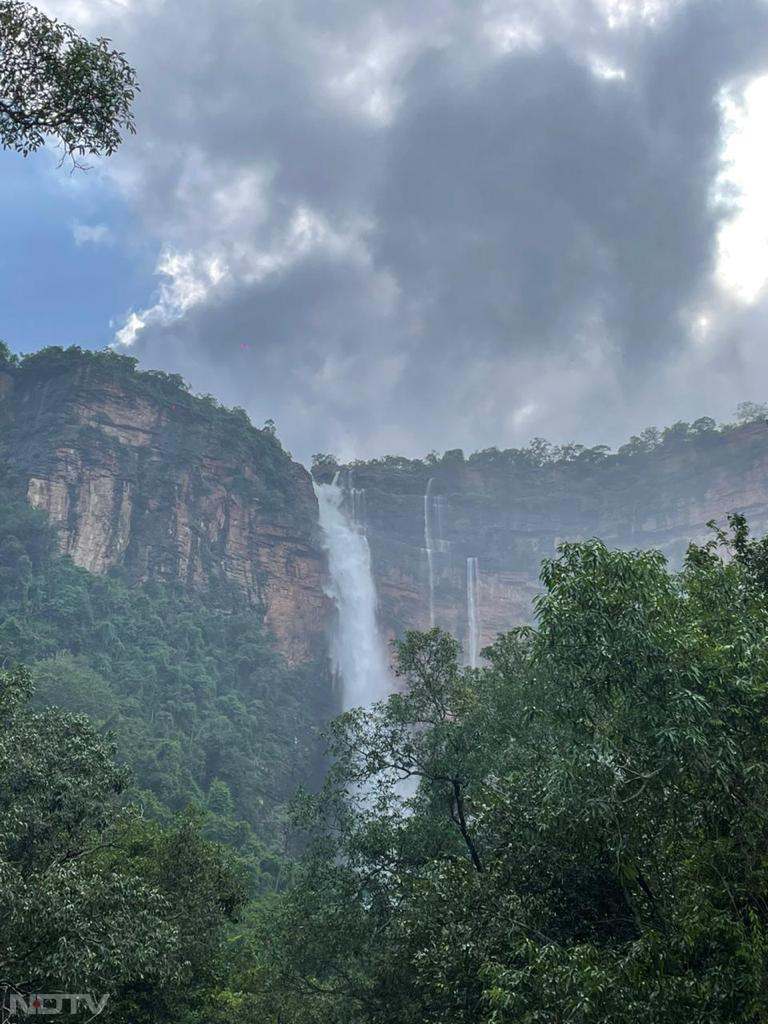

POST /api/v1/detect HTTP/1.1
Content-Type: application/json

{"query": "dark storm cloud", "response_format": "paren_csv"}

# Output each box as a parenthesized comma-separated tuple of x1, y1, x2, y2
(46, 0, 768, 460)
(376, 0, 768, 358)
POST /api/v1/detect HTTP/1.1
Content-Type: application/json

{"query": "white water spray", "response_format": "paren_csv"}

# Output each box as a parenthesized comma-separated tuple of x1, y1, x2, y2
(466, 556, 480, 668)
(315, 478, 392, 710)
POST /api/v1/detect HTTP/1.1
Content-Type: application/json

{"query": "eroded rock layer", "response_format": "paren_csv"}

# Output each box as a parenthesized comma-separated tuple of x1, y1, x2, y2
(0, 358, 328, 664)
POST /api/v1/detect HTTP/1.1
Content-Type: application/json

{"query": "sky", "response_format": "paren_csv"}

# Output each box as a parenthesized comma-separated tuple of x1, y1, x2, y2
(3, 0, 768, 464)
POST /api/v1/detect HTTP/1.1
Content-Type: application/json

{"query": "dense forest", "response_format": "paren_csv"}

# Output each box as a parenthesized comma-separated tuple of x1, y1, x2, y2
(5, 498, 768, 1020)
(3, 347, 768, 1020)
(0, 488, 326, 860)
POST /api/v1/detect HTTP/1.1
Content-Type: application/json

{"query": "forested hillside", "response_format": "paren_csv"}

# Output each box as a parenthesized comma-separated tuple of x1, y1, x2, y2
(0, 350, 338, 1021)
(1, 662, 253, 1022)
(0, 477, 330, 870)
(5, 348, 768, 1021)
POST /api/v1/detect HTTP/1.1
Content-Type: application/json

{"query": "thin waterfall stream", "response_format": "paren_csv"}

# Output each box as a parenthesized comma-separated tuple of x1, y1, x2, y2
(466, 556, 480, 668)
(424, 477, 436, 627)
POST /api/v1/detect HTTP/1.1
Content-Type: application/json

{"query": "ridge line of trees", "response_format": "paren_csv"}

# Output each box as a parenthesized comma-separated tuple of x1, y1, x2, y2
(313, 403, 768, 476)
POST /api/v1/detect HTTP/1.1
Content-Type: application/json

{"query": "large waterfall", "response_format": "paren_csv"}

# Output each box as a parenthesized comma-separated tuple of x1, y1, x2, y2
(467, 556, 480, 668)
(315, 477, 393, 710)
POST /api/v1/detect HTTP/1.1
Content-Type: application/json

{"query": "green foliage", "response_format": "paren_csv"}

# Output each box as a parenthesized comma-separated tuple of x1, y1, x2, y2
(735, 401, 768, 425)
(690, 415, 716, 434)
(32, 651, 116, 720)
(9, 346, 283, 453)
(0, 340, 18, 368)
(1, 346, 293, 508)
(617, 426, 661, 457)
(0, 666, 248, 1022)
(253, 523, 768, 1023)
(0, 1, 138, 161)
(0, 493, 326, 865)
(441, 448, 465, 465)
(705, 510, 768, 598)
(335, 405, 768, 479)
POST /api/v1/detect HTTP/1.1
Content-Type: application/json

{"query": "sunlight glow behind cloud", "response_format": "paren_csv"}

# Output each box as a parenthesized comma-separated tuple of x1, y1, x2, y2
(716, 74, 768, 305)
(598, 0, 684, 30)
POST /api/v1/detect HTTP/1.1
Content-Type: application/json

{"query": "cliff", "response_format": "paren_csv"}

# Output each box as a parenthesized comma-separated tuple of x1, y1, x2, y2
(0, 349, 329, 664)
(318, 423, 768, 658)
(3, 348, 768, 673)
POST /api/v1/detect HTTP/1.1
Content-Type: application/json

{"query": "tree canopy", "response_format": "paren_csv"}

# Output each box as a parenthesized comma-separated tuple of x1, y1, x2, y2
(0, 665, 248, 1022)
(0, 1, 137, 161)
(249, 515, 768, 1023)
(0, 491, 326, 863)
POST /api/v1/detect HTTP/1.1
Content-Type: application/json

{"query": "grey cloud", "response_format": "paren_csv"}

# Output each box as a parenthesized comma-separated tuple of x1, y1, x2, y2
(51, 0, 768, 460)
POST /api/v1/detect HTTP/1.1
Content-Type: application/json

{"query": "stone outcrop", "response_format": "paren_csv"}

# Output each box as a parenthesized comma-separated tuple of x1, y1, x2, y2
(0, 354, 329, 664)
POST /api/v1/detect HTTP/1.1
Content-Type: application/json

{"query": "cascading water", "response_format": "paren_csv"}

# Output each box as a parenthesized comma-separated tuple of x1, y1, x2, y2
(466, 556, 480, 668)
(350, 486, 367, 529)
(315, 476, 392, 710)
(435, 495, 449, 553)
(424, 478, 436, 627)
(424, 479, 450, 627)
(340, 468, 367, 529)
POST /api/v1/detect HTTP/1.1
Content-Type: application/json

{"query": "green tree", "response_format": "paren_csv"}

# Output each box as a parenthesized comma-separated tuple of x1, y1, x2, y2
(735, 401, 768, 425)
(0, 1, 137, 161)
(31, 651, 116, 721)
(690, 415, 716, 434)
(0, 341, 18, 369)
(0, 487, 326, 850)
(0, 665, 248, 1022)
(253, 523, 768, 1024)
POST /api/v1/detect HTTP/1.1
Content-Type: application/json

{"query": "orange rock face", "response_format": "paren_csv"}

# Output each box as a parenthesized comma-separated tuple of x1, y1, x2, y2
(2, 361, 330, 665)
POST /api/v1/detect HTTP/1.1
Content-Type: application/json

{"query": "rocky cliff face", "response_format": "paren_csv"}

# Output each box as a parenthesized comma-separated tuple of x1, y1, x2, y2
(319, 424, 768, 659)
(4, 350, 768, 673)
(0, 353, 329, 664)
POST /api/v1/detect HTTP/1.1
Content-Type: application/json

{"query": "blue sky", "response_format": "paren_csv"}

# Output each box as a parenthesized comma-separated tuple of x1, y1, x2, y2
(0, 148, 157, 354)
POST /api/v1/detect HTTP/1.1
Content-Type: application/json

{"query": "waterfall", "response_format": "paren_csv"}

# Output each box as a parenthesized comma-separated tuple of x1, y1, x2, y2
(341, 469, 367, 529)
(350, 486, 367, 529)
(315, 477, 392, 710)
(435, 495, 449, 553)
(467, 557, 480, 668)
(424, 478, 436, 627)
